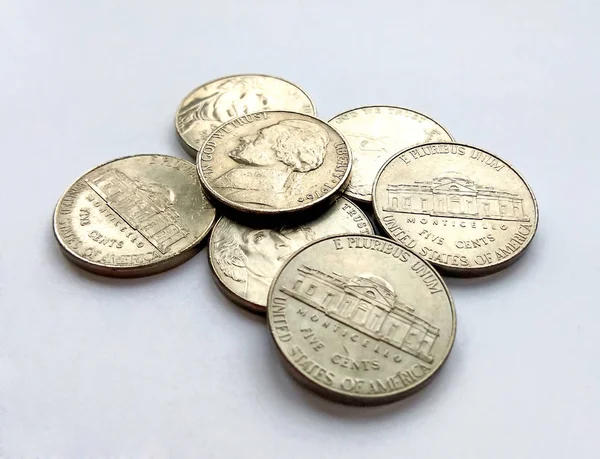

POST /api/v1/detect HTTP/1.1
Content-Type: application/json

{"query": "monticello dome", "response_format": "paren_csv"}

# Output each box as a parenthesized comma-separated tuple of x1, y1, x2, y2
(350, 273, 395, 297)
(433, 171, 473, 183)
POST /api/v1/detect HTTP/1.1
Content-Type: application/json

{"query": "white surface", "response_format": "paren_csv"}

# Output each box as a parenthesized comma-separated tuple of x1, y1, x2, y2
(0, 1, 598, 458)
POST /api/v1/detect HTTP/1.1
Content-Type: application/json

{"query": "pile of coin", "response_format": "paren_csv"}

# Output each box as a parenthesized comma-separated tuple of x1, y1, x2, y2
(53, 74, 539, 405)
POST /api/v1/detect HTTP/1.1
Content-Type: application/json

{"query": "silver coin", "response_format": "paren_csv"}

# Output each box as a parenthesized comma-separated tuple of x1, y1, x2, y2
(372, 142, 539, 276)
(267, 234, 456, 405)
(53, 154, 216, 277)
(197, 111, 352, 217)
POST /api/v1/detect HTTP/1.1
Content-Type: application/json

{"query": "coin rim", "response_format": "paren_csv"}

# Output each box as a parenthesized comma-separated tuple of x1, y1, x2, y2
(266, 233, 457, 405)
(52, 153, 217, 277)
(328, 105, 455, 204)
(372, 142, 540, 277)
(175, 74, 318, 157)
(197, 110, 352, 216)
(208, 197, 375, 314)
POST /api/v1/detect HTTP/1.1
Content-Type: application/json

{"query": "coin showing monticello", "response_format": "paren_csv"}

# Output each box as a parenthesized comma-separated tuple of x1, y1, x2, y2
(373, 143, 538, 276)
(267, 235, 456, 405)
(53, 155, 216, 277)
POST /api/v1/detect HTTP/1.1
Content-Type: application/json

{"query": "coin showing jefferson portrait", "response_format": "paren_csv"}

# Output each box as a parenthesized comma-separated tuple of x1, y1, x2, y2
(53, 155, 216, 277)
(267, 234, 456, 405)
(209, 197, 374, 314)
(329, 106, 453, 203)
(198, 111, 352, 216)
(176, 74, 316, 157)
(373, 143, 538, 276)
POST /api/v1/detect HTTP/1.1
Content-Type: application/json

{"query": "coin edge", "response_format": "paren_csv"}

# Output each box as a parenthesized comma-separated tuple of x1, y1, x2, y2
(52, 154, 217, 277)
(266, 233, 457, 404)
(372, 142, 540, 277)
(197, 111, 352, 216)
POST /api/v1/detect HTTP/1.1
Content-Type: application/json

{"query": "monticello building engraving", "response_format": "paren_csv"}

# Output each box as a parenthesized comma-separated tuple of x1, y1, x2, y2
(281, 266, 439, 364)
(384, 171, 529, 221)
(87, 169, 189, 253)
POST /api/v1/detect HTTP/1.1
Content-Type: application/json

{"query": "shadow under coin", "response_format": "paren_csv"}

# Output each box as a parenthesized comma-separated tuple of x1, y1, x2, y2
(203, 256, 267, 326)
(49, 230, 203, 290)
(169, 128, 196, 160)
(263, 331, 461, 423)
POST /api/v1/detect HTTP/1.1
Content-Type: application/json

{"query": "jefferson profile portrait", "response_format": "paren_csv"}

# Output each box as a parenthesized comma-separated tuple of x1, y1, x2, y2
(177, 77, 270, 143)
(211, 119, 330, 208)
(213, 219, 316, 304)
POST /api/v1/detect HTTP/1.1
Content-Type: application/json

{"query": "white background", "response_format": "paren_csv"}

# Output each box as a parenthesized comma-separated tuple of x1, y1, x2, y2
(1, 1, 598, 458)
